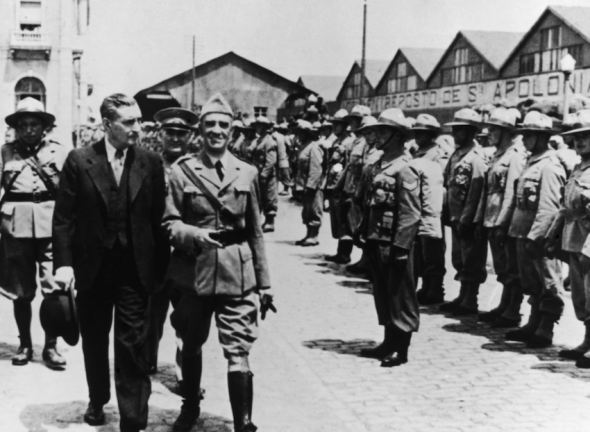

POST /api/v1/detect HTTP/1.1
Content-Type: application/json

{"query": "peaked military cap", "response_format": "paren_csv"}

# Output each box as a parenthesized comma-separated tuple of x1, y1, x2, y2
(200, 93, 233, 120)
(154, 107, 198, 131)
(6, 97, 56, 128)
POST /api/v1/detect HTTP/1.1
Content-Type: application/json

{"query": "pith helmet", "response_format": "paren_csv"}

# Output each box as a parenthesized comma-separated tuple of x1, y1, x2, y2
(373, 108, 407, 131)
(200, 93, 233, 120)
(155, 107, 198, 131)
(330, 109, 349, 124)
(6, 97, 56, 128)
(483, 107, 517, 130)
(518, 111, 558, 134)
(356, 115, 378, 133)
(562, 110, 590, 135)
(412, 114, 441, 132)
(344, 105, 371, 122)
(445, 108, 481, 128)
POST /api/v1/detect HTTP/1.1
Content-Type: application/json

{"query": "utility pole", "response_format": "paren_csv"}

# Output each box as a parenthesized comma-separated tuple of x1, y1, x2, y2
(360, 0, 367, 103)
(191, 35, 196, 111)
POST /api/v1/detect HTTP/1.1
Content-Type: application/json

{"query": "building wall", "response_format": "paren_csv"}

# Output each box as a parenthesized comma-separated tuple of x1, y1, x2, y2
(375, 53, 427, 97)
(338, 63, 375, 112)
(0, 0, 88, 148)
(147, 61, 297, 121)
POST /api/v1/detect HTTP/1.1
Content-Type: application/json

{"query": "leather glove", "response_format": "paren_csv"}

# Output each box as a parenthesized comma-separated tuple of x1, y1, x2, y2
(259, 291, 277, 320)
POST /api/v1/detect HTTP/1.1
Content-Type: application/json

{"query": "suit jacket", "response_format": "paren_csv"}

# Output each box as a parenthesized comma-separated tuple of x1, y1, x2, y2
(163, 150, 271, 296)
(52, 140, 166, 293)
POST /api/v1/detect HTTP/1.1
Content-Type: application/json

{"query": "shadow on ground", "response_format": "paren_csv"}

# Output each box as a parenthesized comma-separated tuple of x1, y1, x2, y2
(302, 339, 377, 358)
(19, 400, 232, 432)
(420, 305, 590, 383)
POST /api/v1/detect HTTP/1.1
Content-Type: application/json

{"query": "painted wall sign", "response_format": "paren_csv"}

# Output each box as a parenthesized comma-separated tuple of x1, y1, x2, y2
(340, 69, 590, 113)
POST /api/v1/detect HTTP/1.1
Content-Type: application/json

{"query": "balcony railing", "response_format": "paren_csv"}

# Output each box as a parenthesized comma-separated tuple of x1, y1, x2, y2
(10, 31, 50, 46)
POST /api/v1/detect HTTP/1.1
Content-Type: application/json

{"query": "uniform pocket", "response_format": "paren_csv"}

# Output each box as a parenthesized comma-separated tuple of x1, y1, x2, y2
(0, 204, 15, 235)
(239, 243, 256, 291)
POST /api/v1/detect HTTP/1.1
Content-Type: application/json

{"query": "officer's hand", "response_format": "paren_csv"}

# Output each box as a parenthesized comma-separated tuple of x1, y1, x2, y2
(494, 226, 507, 247)
(474, 224, 485, 242)
(53, 266, 75, 292)
(194, 228, 223, 250)
(259, 291, 277, 320)
(581, 254, 590, 273)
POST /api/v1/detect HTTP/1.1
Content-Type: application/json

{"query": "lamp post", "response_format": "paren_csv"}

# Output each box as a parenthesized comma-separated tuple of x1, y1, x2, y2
(560, 53, 576, 117)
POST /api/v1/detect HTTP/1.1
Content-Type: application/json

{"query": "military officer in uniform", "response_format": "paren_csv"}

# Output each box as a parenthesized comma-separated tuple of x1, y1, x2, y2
(163, 93, 274, 432)
(440, 108, 489, 315)
(475, 108, 527, 328)
(0, 98, 70, 368)
(294, 120, 325, 247)
(228, 120, 244, 156)
(356, 108, 443, 367)
(504, 111, 565, 348)
(251, 116, 278, 232)
(411, 114, 450, 305)
(146, 107, 198, 385)
(270, 122, 291, 193)
(552, 110, 590, 365)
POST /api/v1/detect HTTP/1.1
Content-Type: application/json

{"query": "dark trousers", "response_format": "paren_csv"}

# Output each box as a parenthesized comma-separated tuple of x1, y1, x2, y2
(146, 281, 182, 368)
(450, 226, 488, 284)
(414, 234, 446, 279)
(77, 243, 151, 431)
(301, 188, 323, 228)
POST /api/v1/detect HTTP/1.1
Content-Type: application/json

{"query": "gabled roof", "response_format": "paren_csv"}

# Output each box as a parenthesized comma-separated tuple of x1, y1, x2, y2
(499, 6, 590, 74)
(298, 75, 346, 101)
(135, 51, 314, 97)
(357, 59, 390, 87)
(427, 30, 524, 83)
(400, 48, 445, 81)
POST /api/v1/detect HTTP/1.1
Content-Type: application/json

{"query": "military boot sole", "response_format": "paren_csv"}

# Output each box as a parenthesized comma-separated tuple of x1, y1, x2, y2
(300, 239, 319, 247)
(381, 353, 408, 368)
(526, 335, 553, 348)
(559, 349, 586, 361)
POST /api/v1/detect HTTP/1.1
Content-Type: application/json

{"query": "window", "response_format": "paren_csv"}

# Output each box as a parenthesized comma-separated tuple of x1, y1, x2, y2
(254, 107, 267, 117)
(20, 0, 42, 31)
(353, 73, 361, 85)
(385, 61, 418, 94)
(407, 75, 417, 91)
(454, 48, 469, 66)
(440, 47, 484, 85)
(15, 77, 46, 107)
(518, 26, 583, 74)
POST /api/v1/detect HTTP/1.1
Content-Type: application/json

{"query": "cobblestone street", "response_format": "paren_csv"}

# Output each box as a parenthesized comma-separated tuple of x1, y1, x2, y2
(0, 195, 589, 431)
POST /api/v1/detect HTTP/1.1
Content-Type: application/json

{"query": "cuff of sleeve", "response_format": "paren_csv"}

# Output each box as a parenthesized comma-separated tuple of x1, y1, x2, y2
(418, 216, 442, 239)
(174, 225, 200, 254)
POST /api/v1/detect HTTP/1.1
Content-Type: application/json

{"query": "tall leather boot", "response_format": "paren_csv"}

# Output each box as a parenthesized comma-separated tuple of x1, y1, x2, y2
(228, 372, 257, 432)
(560, 322, 590, 360)
(173, 353, 202, 432)
(360, 325, 396, 359)
(334, 239, 353, 264)
(506, 296, 541, 342)
(12, 300, 33, 366)
(262, 215, 275, 233)
(452, 282, 480, 316)
(421, 276, 445, 305)
(301, 226, 320, 247)
(439, 282, 467, 312)
(381, 330, 411, 368)
(416, 277, 431, 304)
(479, 283, 512, 323)
(325, 240, 346, 262)
(527, 313, 560, 348)
(42, 335, 66, 369)
(295, 226, 311, 245)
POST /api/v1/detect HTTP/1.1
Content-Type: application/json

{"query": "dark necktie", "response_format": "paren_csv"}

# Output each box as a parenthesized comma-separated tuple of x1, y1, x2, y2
(215, 160, 224, 182)
(113, 149, 125, 185)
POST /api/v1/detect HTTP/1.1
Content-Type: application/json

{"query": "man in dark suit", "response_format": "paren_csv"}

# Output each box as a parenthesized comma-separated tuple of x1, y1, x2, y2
(53, 93, 166, 432)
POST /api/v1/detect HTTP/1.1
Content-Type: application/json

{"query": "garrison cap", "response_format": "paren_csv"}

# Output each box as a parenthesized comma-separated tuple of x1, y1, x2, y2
(518, 111, 558, 134)
(6, 97, 56, 128)
(483, 107, 517, 130)
(200, 93, 233, 120)
(412, 114, 441, 132)
(562, 110, 590, 135)
(445, 108, 481, 128)
(154, 107, 198, 131)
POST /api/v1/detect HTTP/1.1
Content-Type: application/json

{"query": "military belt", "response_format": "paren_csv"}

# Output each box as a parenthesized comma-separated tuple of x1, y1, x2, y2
(4, 191, 54, 203)
(210, 229, 248, 246)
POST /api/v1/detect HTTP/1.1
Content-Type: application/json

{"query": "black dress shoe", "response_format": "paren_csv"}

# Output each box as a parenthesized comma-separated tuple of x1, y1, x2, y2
(84, 402, 105, 426)
(451, 305, 478, 316)
(173, 400, 200, 432)
(490, 316, 521, 328)
(42, 347, 66, 369)
(505, 328, 534, 342)
(559, 349, 586, 361)
(526, 335, 552, 348)
(12, 346, 33, 366)
(381, 352, 408, 368)
(576, 356, 590, 368)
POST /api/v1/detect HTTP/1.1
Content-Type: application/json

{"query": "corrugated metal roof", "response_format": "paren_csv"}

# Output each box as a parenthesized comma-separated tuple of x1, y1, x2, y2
(298, 75, 346, 101)
(400, 48, 445, 81)
(461, 31, 525, 70)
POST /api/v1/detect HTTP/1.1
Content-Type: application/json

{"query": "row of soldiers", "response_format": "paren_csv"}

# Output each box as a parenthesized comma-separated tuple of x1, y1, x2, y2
(285, 101, 590, 369)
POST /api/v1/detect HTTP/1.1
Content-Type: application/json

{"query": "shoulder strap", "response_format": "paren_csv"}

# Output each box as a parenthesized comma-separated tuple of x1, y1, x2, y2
(178, 160, 239, 222)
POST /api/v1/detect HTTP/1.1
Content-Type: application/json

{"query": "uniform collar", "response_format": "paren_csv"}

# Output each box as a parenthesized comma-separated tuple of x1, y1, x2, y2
(528, 148, 554, 164)
(454, 140, 477, 158)
(204, 150, 229, 168)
